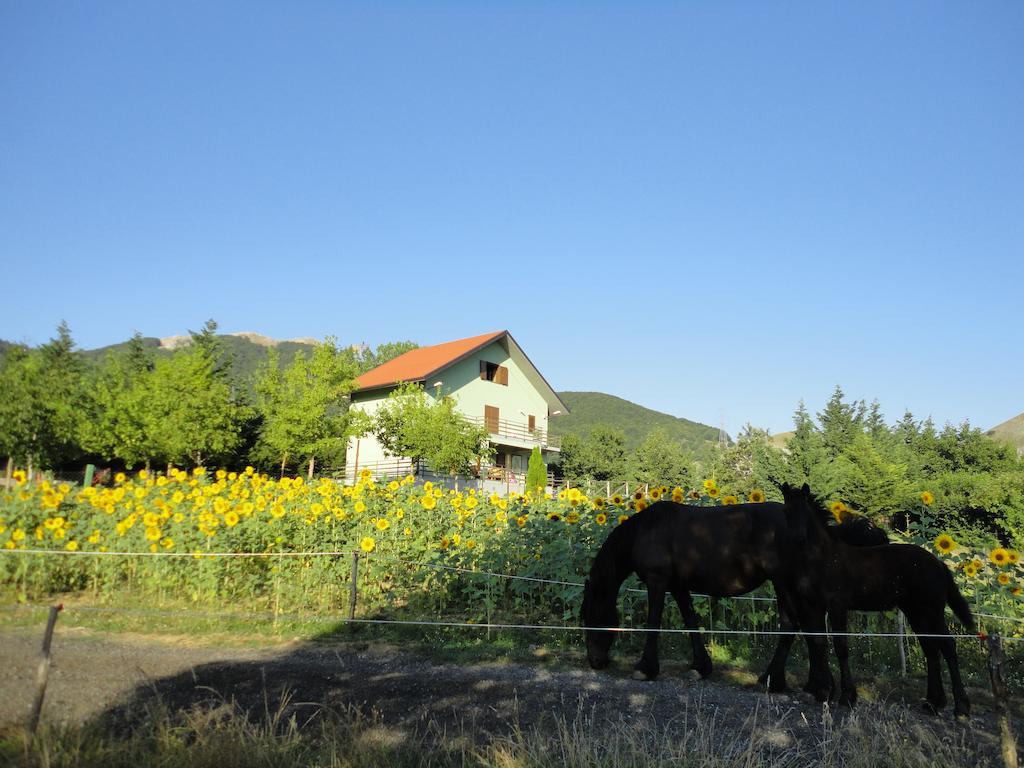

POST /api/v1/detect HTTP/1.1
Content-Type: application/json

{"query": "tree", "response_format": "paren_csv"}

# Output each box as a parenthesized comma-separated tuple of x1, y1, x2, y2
(629, 428, 693, 487)
(525, 446, 547, 493)
(371, 383, 492, 476)
(555, 426, 627, 485)
(146, 329, 248, 468)
(786, 400, 825, 482)
(78, 336, 158, 468)
(709, 426, 788, 496)
(818, 386, 864, 458)
(0, 345, 49, 476)
(36, 321, 85, 467)
(253, 339, 362, 477)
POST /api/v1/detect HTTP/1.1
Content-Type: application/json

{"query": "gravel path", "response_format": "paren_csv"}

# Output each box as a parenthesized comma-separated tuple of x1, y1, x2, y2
(0, 622, 1018, 760)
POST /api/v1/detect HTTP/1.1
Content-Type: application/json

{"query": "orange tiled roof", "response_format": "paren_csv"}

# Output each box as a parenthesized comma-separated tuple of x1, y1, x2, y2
(355, 331, 507, 391)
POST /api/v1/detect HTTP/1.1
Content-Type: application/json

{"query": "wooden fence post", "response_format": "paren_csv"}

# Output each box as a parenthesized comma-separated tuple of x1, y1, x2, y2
(28, 604, 62, 735)
(348, 552, 359, 621)
(83, 464, 95, 488)
(985, 633, 1019, 768)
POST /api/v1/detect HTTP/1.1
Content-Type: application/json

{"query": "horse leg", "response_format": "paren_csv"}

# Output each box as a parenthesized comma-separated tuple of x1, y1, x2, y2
(829, 608, 857, 706)
(671, 588, 712, 679)
(758, 586, 798, 693)
(906, 611, 947, 713)
(633, 578, 667, 681)
(938, 634, 970, 718)
(797, 605, 833, 702)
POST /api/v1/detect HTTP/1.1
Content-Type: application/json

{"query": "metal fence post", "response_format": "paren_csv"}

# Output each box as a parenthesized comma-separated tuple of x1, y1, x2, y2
(348, 552, 359, 621)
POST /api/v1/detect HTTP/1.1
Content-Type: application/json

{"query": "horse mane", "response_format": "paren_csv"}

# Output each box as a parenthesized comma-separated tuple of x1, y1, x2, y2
(804, 493, 890, 546)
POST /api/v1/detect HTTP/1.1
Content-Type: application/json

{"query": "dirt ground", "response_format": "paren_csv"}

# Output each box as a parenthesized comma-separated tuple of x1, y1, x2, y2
(0, 622, 1019, 759)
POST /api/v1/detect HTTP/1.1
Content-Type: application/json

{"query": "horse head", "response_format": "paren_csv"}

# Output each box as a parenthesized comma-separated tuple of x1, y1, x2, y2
(780, 482, 813, 545)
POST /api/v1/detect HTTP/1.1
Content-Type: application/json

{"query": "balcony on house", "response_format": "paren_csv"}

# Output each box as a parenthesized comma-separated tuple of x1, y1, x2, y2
(468, 415, 561, 451)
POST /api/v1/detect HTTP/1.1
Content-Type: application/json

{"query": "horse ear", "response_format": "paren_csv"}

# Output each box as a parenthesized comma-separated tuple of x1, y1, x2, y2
(801, 483, 810, 495)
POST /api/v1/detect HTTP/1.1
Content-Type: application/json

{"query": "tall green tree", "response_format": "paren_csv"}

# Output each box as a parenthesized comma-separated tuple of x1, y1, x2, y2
(630, 428, 693, 487)
(78, 333, 158, 468)
(371, 383, 492, 476)
(253, 339, 362, 477)
(709, 426, 788, 497)
(146, 327, 248, 468)
(0, 345, 49, 475)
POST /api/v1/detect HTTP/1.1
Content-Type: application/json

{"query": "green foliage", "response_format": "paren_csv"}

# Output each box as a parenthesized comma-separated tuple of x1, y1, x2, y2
(556, 425, 627, 484)
(77, 334, 158, 468)
(252, 339, 362, 474)
(145, 330, 249, 467)
(525, 446, 547, 493)
(708, 426, 788, 499)
(372, 383, 492, 475)
(629, 427, 693, 487)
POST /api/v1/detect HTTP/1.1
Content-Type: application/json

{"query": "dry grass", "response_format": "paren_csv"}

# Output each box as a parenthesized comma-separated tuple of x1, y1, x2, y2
(0, 690, 1000, 768)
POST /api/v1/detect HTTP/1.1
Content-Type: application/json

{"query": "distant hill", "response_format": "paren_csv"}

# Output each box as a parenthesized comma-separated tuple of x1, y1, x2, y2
(550, 391, 723, 455)
(769, 430, 794, 451)
(987, 413, 1024, 455)
(84, 333, 321, 387)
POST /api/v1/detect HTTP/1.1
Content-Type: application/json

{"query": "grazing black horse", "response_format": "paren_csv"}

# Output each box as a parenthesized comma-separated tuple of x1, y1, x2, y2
(780, 483, 975, 717)
(581, 499, 887, 690)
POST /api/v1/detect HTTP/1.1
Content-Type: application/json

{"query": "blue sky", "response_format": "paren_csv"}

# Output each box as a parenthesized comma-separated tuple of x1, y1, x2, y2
(2, 2, 1022, 436)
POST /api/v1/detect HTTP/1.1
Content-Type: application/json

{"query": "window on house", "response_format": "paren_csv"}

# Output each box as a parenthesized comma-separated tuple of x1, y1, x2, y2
(480, 361, 508, 385)
(528, 415, 536, 433)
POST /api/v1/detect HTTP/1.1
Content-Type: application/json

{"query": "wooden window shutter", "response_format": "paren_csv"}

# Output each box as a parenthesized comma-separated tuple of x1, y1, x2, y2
(496, 365, 508, 385)
(528, 415, 536, 432)
(484, 405, 499, 433)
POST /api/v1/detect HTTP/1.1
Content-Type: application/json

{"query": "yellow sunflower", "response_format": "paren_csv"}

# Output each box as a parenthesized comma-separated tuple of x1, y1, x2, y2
(722, 495, 738, 506)
(920, 491, 935, 506)
(611, 494, 624, 506)
(990, 548, 1010, 567)
(706, 487, 719, 499)
(998, 573, 1011, 586)
(595, 513, 607, 525)
(748, 489, 766, 504)
(702, 479, 717, 492)
(360, 536, 376, 553)
(934, 534, 956, 555)
(1007, 550, 1020, 565)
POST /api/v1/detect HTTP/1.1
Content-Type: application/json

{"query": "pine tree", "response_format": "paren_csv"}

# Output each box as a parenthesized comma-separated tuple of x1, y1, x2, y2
(525, 446, 547, 493)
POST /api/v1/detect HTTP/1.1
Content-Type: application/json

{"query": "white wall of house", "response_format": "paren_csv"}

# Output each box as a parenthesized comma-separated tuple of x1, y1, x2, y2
(344, 336, 559, 479)
(442, 338, 550, 435)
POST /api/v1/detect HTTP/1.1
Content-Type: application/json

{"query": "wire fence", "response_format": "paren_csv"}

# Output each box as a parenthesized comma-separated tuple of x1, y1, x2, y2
(2, 546, 1022, 640)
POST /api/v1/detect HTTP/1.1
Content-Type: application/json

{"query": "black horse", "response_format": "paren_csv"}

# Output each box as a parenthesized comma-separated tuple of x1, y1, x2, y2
(581, 499, 887, 690)
(780, 483, 975, 716)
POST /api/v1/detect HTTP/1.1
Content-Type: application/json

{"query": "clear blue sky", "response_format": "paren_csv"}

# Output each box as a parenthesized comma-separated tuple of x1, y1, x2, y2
(2, 2, 1021, 436)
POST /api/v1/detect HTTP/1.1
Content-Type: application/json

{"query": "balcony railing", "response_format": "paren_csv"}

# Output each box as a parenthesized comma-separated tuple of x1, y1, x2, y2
(467, 416, 561, 449)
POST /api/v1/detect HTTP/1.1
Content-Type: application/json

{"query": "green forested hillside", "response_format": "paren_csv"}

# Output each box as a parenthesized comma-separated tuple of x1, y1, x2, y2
(550, 391, 722, 453)
(84, 334, 319, 388)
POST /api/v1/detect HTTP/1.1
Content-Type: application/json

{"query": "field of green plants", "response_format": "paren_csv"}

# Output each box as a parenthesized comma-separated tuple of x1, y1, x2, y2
(2, 469, 1021, 643)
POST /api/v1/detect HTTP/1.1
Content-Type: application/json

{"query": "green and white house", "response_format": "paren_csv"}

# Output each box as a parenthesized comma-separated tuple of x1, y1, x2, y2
(345, 330, 567, 490)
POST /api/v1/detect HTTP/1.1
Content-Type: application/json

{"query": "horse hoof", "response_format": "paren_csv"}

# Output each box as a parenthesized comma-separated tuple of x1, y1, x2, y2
(686, 669, 703, 681)
(631, 670, 651, 681)
(920, 700, 940, 716)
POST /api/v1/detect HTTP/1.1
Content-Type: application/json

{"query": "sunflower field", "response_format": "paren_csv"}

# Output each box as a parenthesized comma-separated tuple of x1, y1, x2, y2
(0, 471, 1021, 639)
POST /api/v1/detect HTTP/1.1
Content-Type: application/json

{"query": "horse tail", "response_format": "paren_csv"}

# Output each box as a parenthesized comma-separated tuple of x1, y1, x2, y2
(945, 566, 975, 632)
